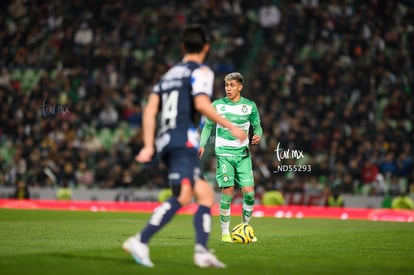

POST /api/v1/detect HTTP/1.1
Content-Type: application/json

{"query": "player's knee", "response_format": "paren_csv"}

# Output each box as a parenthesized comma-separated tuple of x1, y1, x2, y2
(195, 179, 214, 207)
(198, 190, 214, 207)
(173, 184, 192, 206)
(177, 191, 193, 206)
(199, 197, 214, 208)
(222, 186, 234, 195)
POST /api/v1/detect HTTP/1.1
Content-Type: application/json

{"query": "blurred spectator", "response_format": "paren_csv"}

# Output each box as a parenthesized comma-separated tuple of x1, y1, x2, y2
(0, 68, 11, 88)
(396, 143, 412, 179)
(381, 193, 393, 209)
(98, 103, 119, 130)
(258, 0, 281, 29)
(56, 181, 73, 201)
(378, 152, 397, 178)
(82, 133, 103, 153)
(75, 161, 94, 189)
(304, 177, 324, 196)
(360, 159, 380, 190)
(262, 190, 285, 206)
(258, 0, 281, 46)
(59, 161, 76, 187)
(391, 192, 414, 210)
(94, 159, 111, 188)
(8, 0, 27, 20)
(12, 179, 30, 200)
(0, 0, 412, 205)
(326, 188, 344, 207)
(74, 22, 94, 47)
(387, 175, 406, 197)
(119, 169, 133, 188)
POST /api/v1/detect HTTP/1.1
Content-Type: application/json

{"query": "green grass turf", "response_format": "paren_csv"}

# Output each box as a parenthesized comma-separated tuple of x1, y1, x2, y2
(0, 209, 413, 275)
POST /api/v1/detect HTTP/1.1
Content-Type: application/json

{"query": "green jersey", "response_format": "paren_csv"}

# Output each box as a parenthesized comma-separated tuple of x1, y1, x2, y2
(199, 96, 262, 157)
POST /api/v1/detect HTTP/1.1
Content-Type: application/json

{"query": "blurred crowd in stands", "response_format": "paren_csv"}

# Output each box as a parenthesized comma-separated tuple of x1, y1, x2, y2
(0, 0, 413, 204)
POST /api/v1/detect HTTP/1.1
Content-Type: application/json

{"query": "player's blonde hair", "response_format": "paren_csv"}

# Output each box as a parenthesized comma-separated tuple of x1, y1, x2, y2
(224, 72, 244, 84)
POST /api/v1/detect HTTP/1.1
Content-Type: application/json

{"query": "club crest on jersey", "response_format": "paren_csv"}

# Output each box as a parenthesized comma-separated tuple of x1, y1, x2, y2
(242, 105, 248, 113)
(220, 106, 226, 111)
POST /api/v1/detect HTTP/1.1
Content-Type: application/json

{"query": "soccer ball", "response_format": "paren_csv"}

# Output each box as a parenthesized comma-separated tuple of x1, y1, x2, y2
(231, 223, 255, 244)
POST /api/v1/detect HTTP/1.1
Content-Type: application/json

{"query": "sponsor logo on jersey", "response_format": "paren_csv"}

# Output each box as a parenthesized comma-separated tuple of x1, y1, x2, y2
(168, 173, 181, 180)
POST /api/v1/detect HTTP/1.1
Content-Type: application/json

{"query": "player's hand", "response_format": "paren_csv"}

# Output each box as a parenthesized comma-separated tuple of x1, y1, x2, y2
(251, 135, 261, 145)
(198, 147, 205, 159)
(135, 146, 155, 163)
(230, 126, 248, 142)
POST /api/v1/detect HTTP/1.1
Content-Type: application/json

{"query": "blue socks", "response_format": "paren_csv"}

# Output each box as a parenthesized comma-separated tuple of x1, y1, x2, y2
(139, 197, 212, 249)
(194, 205, 211, 248)
(140, 197, 181, 243)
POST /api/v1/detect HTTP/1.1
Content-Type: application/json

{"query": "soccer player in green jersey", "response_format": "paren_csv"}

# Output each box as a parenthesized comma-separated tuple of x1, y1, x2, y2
(198, 72, 262, 242)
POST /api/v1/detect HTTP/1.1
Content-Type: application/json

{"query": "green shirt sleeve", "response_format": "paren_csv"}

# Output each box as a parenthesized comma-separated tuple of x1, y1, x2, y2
(251, 102, 263, 137)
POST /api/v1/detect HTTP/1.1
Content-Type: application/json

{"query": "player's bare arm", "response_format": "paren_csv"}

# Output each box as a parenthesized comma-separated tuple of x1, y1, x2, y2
(135, 93, 159, 163)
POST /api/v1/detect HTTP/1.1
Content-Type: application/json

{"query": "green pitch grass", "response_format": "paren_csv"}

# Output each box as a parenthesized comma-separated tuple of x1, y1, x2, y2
(1, 209, 413, 275)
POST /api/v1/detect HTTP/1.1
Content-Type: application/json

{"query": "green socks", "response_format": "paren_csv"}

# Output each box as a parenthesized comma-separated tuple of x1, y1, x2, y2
(220, 193, 233, 234)
(243, 191, 255, 224)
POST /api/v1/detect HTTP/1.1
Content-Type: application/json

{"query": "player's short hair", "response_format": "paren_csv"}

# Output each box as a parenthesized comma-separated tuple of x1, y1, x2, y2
(180, 24, 210, 53)
(224, 72, 244, 84)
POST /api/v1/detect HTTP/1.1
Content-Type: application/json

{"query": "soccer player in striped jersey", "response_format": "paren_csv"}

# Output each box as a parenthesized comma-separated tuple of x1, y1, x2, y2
(122, 25, 247, 268)
(198, 72, 262, 243)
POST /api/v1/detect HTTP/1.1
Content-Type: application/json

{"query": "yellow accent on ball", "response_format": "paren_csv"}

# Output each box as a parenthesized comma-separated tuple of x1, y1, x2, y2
(231, 223, 255, 244)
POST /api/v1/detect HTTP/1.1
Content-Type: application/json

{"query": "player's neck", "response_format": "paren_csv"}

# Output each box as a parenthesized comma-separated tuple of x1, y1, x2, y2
(182, 53, 205, 64)
(227, 95, 241, 103)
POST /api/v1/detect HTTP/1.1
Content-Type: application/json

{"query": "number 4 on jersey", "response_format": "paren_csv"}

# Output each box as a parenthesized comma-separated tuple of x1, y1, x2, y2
(160, 90, 178, 133)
